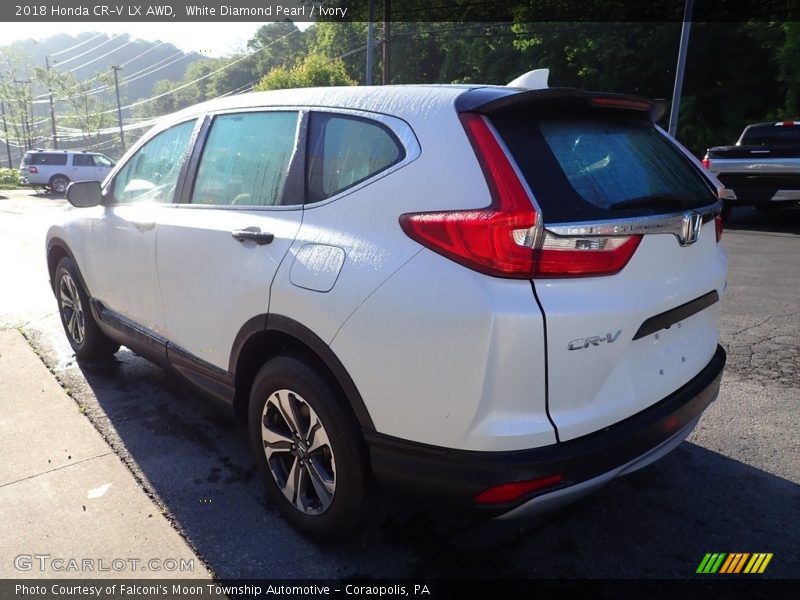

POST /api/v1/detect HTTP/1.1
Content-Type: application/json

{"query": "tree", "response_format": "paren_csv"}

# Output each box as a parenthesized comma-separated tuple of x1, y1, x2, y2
(254, 54, 356, 91)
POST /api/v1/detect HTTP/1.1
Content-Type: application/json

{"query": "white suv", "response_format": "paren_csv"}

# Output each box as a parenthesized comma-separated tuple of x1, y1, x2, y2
(21, 149, 115, 194)
(46, 75, 727, 541)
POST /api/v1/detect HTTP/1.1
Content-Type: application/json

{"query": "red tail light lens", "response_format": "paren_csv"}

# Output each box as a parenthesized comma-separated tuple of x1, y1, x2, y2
(715, 214, 723, 242)
(473, 474, 564, 504)
(536, 234, 642, 278)
(399, 113, 538, 278)
(701, 156, 710, 169)
(29, 166, 38, 174)
(400, 113, 642, 279)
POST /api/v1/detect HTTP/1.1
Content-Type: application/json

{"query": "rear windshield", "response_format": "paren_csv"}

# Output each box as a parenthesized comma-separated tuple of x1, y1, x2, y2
(739, 125, 800, 146)
(491, 114, 716, 222)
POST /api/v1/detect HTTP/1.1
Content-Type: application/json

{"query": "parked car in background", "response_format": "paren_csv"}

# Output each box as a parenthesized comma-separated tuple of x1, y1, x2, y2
(20, 149, 115, 194)
(703, 121, 800, 219)
(46, 71, 726, 542)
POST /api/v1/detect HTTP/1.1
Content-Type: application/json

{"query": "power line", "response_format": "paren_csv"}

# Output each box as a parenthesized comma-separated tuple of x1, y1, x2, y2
(51, 35, 122, 67)
(49, 32, 104, 57)
(95, 28, 301, 116)
(63, 39, 135, 74)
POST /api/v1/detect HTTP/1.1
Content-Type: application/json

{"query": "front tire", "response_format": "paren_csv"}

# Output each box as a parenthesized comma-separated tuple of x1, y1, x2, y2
(54, 257, 120, 361)
(248, 356, 368, 543)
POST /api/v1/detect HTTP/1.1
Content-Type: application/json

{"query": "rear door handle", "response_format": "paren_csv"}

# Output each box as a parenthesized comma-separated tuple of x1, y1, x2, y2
(231, 228, 274, 245)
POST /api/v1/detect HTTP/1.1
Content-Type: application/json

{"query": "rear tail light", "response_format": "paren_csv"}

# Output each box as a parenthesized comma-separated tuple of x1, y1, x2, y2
(701, 155, 710, 169)
(28, 166, 38, 174)
(536, 233, 642, 277)
(473, 474, 564, 504)
(715, 215, 723, 242)
(399, 113, 641, 279)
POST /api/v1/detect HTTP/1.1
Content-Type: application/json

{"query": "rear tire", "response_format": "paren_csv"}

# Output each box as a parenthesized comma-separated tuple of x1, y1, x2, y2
(54, 257, 119, 361)
(49, 175, 70, 195)
(248, 356, 369, 543)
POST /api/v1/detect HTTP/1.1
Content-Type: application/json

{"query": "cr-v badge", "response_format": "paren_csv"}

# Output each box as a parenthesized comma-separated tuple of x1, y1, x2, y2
(568, 330, 622, 351)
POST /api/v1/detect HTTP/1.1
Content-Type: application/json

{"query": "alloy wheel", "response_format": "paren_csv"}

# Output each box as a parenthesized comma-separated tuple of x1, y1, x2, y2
(261, 389, 337, 515)
(59, 272, 85, 345)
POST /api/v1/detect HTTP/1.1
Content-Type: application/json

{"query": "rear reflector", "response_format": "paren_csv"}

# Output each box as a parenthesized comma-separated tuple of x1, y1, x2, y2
(473, 474, 564, 504)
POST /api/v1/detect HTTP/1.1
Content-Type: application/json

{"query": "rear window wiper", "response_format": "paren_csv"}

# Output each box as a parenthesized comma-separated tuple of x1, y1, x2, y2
(610, 192, 704, 211)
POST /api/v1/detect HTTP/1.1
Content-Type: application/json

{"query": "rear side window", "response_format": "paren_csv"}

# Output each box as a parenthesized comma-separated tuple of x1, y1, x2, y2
(492, 114, 716, 222)
(306, 113, 404, 204)
(191, 111, 299, 207)
(740, 125, 800, 146)
(72, 154, 95, 167)
(24, 153, 68, 166)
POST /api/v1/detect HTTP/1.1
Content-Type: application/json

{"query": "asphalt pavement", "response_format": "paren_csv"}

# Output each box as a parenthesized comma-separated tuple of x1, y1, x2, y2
(0, 189, 797, 580)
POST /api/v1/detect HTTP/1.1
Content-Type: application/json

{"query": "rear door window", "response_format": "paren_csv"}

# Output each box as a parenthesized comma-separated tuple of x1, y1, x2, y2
(72, 154, 95, 167)
(190, 111, 299, 207)
(306, 113, 404, 204)
(491, 114, 716, 222)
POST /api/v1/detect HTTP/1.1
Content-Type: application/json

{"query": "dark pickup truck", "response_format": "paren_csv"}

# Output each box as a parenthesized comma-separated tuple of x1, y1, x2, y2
(703, 121, 800, 218)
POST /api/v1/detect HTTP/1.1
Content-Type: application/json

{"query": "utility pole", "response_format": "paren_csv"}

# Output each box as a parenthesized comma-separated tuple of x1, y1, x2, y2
(382, 0, 391, 85)
(45, 55, 58, 149)
(366, 0, 375, 85)
(1, 101, 13, 168)
(111, 65, 125, 153)
(668, 0, 693, 137)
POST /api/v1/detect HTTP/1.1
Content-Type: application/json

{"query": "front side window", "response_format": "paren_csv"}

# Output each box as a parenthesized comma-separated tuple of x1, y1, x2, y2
(72, 154, 95, 167)
(111, 120, 196, 204)
(190, 111, 299, 207)
(94, 154, 114, 167)
(306, 113, 404, 204)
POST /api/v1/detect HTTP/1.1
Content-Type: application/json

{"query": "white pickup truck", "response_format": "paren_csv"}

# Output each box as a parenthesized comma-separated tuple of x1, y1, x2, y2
(703, 121, 800, 219)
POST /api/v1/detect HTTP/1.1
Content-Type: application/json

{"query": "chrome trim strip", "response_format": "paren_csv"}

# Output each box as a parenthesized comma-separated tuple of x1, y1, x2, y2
(545, 201, 721, 244)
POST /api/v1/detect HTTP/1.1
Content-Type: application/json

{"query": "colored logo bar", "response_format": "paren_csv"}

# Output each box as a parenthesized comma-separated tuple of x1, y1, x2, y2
(696, 553, 773, 574)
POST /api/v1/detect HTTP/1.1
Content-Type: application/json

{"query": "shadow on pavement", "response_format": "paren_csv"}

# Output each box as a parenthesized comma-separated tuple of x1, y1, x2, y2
(724, 206, 800, 235)
(54, 347, 799, 579)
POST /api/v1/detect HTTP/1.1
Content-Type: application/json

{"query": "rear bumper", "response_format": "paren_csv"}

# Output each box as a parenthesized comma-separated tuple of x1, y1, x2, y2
(366, 344, 726, 515)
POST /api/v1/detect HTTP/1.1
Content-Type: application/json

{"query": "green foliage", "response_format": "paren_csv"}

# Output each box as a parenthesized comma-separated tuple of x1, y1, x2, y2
(0, 167, 22, 186)
(254, 55, 356, 91)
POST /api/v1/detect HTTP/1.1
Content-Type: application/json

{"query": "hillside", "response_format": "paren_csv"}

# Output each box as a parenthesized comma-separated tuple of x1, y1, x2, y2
(8, 33, 205, 106)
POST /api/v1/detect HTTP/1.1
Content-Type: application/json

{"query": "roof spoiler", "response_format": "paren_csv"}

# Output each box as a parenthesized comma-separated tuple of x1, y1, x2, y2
(456, 87, 666, 123)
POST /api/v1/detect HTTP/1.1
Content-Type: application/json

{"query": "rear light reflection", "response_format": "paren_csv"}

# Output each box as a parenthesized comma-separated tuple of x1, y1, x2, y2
(715, 215, 723, 243)
(473, 474, 564, 504)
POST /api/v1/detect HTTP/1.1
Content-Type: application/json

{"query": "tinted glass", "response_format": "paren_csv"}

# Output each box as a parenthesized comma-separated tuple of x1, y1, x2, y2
(112, 120, 195, 204)
(493, 114, 716, 222)
(306, 113, 403, 204)
(24, 153, 68, 166)
(191, 111, 299, 207)
(740, 125, 800, 146)
(72, 154, 95, 166)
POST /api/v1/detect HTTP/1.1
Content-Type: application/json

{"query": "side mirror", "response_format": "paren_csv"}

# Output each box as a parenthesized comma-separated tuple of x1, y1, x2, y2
(66, 181, 102, 208)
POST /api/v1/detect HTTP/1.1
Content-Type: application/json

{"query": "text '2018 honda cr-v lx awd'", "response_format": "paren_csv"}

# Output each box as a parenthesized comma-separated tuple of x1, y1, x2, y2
(47, 70, 727, 542)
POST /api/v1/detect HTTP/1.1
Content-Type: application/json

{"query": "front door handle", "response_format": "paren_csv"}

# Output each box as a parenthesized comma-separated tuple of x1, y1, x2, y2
(232, 228, 274, 245)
